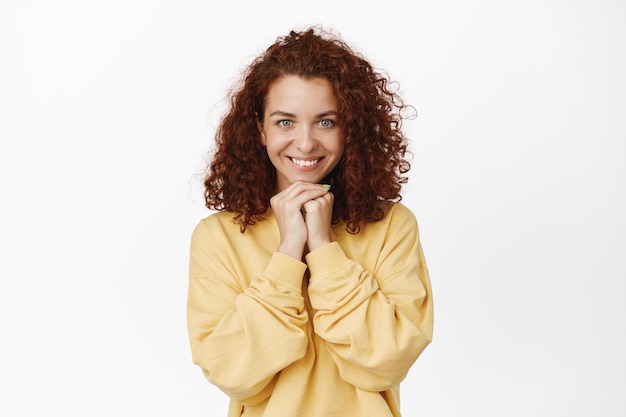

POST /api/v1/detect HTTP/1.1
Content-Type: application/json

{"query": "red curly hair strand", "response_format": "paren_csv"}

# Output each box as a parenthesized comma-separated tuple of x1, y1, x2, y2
(204, 27, 413, 233)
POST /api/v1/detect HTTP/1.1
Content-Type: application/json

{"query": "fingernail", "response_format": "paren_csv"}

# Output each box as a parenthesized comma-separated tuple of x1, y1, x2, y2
(321, 184, 331, 191)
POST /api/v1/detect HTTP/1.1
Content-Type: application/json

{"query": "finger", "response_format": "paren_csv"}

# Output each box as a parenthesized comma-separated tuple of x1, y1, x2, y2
(302, 191, 333, 210)
(303, 192, 334, 251)
(272, 182, 331, 211)
(281, 181, 330, 199)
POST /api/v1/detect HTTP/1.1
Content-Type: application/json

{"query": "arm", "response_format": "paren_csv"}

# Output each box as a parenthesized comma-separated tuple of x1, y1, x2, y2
(305, 206, 433, 391)
(187, 220, 309, 404)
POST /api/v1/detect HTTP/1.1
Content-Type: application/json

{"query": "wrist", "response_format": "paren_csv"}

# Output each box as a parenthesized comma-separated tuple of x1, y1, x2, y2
(307, 237, 331, 252)
(278, 242, 305, 260)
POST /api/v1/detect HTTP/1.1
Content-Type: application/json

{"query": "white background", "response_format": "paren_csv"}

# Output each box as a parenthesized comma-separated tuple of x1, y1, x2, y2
(1, 0, 625, 416)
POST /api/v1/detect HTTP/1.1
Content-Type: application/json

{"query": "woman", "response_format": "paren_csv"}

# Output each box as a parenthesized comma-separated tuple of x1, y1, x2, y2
(187, 27, 433, 417)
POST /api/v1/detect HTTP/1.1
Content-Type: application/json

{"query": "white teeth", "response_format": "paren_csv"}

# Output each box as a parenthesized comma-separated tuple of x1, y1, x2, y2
(291, 158, 319, 167)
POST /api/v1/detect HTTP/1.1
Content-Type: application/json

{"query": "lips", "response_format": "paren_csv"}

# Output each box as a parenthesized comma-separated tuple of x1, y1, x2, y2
(289, 157, 322, 167)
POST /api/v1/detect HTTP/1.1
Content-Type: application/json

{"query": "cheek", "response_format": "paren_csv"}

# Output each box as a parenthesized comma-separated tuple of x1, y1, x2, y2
(264, 140, 283, 161)
(333, 136, 346, 156)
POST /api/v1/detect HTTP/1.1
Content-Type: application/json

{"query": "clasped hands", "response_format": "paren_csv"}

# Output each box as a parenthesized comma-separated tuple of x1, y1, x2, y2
(270, 181, 333, 260)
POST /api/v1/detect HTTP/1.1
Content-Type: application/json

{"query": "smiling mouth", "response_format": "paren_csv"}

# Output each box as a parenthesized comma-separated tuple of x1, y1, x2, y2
(289, 157, 322, 167)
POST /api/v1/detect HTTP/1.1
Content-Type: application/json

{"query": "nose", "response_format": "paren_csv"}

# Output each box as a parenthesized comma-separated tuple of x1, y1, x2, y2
(294, 126, 316, 153)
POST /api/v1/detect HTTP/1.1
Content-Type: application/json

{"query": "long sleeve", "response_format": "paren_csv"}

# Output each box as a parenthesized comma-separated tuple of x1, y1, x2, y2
(187, 219, 309, 404)
(305, 205, 434, 392)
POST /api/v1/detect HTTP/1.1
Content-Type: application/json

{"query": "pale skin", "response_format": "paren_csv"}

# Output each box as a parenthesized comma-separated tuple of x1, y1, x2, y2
(258, 75, 345, 261)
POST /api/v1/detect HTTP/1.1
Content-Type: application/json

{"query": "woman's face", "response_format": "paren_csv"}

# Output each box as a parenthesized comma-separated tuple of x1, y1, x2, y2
(259, 75, 345, 193)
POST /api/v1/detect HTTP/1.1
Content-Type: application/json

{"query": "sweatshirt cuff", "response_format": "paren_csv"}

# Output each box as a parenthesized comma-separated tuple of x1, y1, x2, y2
(264, 251, 307, 290)
(305, 242, 351, 277)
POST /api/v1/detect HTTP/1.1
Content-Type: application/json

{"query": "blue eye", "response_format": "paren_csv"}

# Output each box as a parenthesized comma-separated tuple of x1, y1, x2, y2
(319, 119, 335, 127)
(278, 120, 292, 127)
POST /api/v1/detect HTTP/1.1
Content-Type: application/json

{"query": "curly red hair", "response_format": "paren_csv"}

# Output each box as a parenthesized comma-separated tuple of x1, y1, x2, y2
(204, 27, 413, 233)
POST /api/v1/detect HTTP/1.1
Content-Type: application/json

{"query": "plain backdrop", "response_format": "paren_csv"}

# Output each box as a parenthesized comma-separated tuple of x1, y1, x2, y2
(1, 0, 625, 416)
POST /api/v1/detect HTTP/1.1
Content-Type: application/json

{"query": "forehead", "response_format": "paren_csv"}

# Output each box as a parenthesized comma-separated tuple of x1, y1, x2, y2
(264, 75, 337, 113)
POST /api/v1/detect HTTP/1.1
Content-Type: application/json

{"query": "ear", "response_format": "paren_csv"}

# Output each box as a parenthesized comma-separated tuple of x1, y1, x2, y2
(257, 120, 266, 146)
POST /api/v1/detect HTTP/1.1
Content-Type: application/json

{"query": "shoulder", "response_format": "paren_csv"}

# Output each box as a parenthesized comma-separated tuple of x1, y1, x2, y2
(192, 211, 240, 241)
(197, 210, 239, 227)
(192, 210, 277, 244)
(374, 201, 421, 242)
(340, 202, 418, 240)
(381, 201, 418, 227)
(385, 201, 416, 218)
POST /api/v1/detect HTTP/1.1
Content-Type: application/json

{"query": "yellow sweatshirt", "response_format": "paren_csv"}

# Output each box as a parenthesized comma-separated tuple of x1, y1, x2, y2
(187, 202, 433, 417)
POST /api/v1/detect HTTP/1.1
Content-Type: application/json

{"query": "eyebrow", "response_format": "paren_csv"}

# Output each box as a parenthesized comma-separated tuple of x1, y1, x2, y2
(268, 110, 338, 118)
